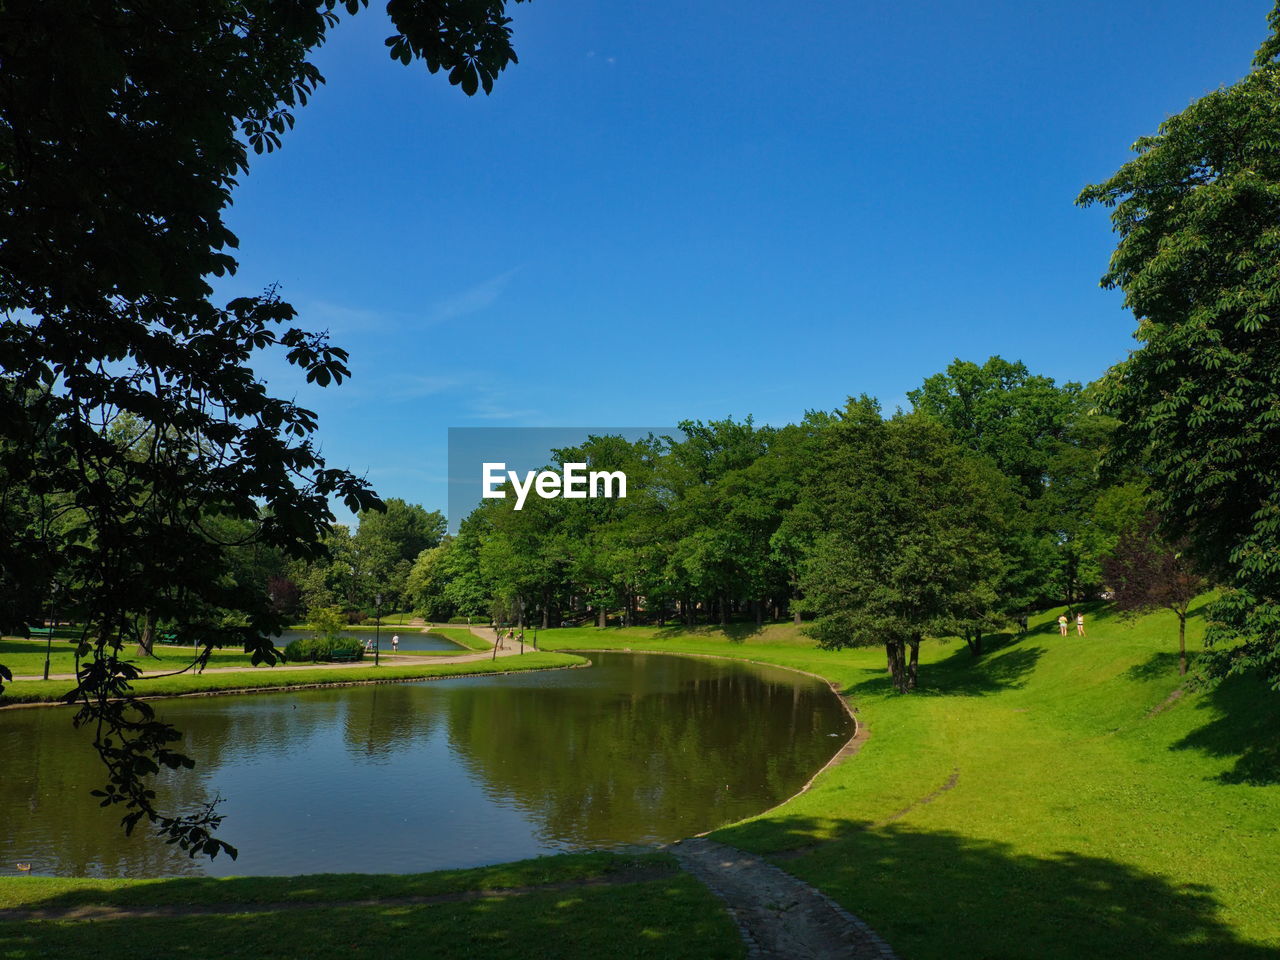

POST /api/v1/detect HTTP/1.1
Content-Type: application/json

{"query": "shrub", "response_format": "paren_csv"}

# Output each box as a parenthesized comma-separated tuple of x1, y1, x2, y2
(284, 635, 364, 662)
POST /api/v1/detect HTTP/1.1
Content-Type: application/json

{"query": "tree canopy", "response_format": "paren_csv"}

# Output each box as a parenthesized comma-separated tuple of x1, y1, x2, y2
(1079, 4, 1280, 689)
(0, 0, 524, 857)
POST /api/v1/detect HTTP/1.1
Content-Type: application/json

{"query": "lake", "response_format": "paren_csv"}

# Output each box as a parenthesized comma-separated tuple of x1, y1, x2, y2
(275, 629, 465, 654)
(0, 652, 851, 877)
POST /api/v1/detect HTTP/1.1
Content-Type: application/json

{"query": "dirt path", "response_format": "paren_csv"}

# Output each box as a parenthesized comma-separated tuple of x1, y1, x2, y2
(671, 838, 898, 959)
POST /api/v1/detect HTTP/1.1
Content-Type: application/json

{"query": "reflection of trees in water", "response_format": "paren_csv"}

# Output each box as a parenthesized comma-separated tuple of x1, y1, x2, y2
(0, 708, 206, 878)
(337, 684, 438, 760)
(443, 654, 851, 847)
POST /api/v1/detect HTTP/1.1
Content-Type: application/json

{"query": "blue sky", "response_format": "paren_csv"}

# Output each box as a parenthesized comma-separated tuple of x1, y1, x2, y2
(215, 1, 1272, 522)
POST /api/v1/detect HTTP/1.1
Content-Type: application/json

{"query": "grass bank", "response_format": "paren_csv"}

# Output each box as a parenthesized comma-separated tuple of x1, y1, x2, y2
(537, 602, 1280, 959)
(0, 637, 271, 677)
(0, 651, 585, 706)
(0, 852, 742, 960)
(428, 626, 492, 651)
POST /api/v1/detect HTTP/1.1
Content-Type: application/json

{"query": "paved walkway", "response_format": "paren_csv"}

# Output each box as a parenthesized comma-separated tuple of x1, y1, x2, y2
(671, 838, 898, 960)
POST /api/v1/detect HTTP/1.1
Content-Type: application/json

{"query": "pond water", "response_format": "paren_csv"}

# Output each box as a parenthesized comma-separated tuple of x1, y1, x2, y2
(275, 629, 464, 654)
(0, 652, 851, 878)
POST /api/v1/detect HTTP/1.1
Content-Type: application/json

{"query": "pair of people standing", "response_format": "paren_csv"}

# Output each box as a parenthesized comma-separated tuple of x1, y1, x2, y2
(1057, 613, 1086, 636)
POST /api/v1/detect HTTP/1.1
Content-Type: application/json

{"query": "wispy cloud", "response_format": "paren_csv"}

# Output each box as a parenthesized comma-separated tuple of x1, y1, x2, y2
(387, 374, 465, 400)
(467, 385, 541, 421)
(425, 267, 521, 326)
(301, 299, 391, 334)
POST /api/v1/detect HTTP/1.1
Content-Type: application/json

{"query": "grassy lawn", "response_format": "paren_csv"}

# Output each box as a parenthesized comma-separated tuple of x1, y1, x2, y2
(0, 651, 585, 705)
(429, 626, 492, 651)
(0, 853, 742, 960)
(536, 602, 1280, 959)
(0, 636, 271, 677)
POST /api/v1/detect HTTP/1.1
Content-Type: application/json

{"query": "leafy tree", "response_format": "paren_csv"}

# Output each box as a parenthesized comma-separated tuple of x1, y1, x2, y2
(406, 539, 455, 621)
(1102, 515, 1207, 676)
(306, 604, 348, 644)
(0, 0, 525, 857)
(908, 356, 1085, 502)
(355, 498, 447, 608)
(799, 400, 1008, 693)
(1079, 4, 1280, 689)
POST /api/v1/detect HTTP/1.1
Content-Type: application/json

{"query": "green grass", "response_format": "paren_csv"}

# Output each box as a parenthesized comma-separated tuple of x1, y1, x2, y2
(0, 851, 663, 909)
(0, 651, 585, 705)
(375, 611, 419, 626)
(537, 602, 1280, 959)
(0, 853, 742, 960)
(0, 636, 271, 677)
(428, 626, 492, 651)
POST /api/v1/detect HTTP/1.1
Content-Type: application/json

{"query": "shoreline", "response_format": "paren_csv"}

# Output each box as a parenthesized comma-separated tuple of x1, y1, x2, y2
(0, 653, 589, 710)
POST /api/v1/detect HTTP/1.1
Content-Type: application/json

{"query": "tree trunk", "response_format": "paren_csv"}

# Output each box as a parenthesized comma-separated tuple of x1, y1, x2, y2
(137, 611, 156, 657)
(597, 605, 606, 628)
(886, 640, 911, 693)
(753, 599, 763, 628)
(907, 635, 920, 691)
(1178, 610, 1187, 676)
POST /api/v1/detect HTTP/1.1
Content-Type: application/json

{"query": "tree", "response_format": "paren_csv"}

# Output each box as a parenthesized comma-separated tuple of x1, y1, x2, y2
(798, 400, 1008, 693)
(1103, 514, 1207, 676)
(908, 356, 1084, 502)
(0, 0, 525, 857)
(1078, 4, 1280, 689)
(355, 499, 447, 609)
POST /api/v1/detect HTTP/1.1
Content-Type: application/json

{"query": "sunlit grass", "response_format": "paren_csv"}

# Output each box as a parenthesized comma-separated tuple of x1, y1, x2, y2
(538, 602, 1280, 958)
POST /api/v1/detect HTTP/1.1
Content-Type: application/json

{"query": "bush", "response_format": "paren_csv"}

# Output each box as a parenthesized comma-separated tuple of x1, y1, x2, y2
(284, 634, 365, 663)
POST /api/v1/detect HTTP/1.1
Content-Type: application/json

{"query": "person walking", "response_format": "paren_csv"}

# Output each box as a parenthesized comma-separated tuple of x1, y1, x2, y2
(1075, 613, 1085, 637)
(1058, 614, 1069, 636)
(391, 634, 399, 653)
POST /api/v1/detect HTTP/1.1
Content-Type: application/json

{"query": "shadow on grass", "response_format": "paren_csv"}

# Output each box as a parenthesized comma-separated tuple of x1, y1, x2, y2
(714, 816, 1279, 960)
(846, 643, 1047, 699)
(648, 622, 777, 644)
(0, 871, 739, 960)
(1124, 650, 1185, 682)
(1173, 672, 1280, 786)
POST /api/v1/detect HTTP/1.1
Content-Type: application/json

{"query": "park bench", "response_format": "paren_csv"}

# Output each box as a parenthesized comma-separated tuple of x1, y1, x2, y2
(328, 650, 359, 663)
(157, 633, 181, 646)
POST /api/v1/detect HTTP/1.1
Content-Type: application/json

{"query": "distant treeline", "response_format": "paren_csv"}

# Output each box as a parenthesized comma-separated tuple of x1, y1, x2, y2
(392, 357, 1146, 663)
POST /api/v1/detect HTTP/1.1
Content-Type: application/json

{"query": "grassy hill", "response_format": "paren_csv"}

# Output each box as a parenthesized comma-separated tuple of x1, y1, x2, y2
(540, 600, 1280, 958)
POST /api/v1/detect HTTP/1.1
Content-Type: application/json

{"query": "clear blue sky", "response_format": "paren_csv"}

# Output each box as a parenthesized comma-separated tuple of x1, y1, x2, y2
(215, 1, 1271, 522)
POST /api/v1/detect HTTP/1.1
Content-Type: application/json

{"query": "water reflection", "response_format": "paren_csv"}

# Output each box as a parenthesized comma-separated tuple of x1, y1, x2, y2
(274, 629, 463, 654)
(0, 653, 850, 877)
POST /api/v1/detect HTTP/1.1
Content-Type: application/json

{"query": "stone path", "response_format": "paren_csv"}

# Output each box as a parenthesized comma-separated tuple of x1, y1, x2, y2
(671, 838, 898, 960)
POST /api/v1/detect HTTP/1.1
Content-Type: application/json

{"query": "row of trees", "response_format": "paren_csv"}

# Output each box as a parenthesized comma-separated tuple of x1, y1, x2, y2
(397, 357, 1169, 693)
